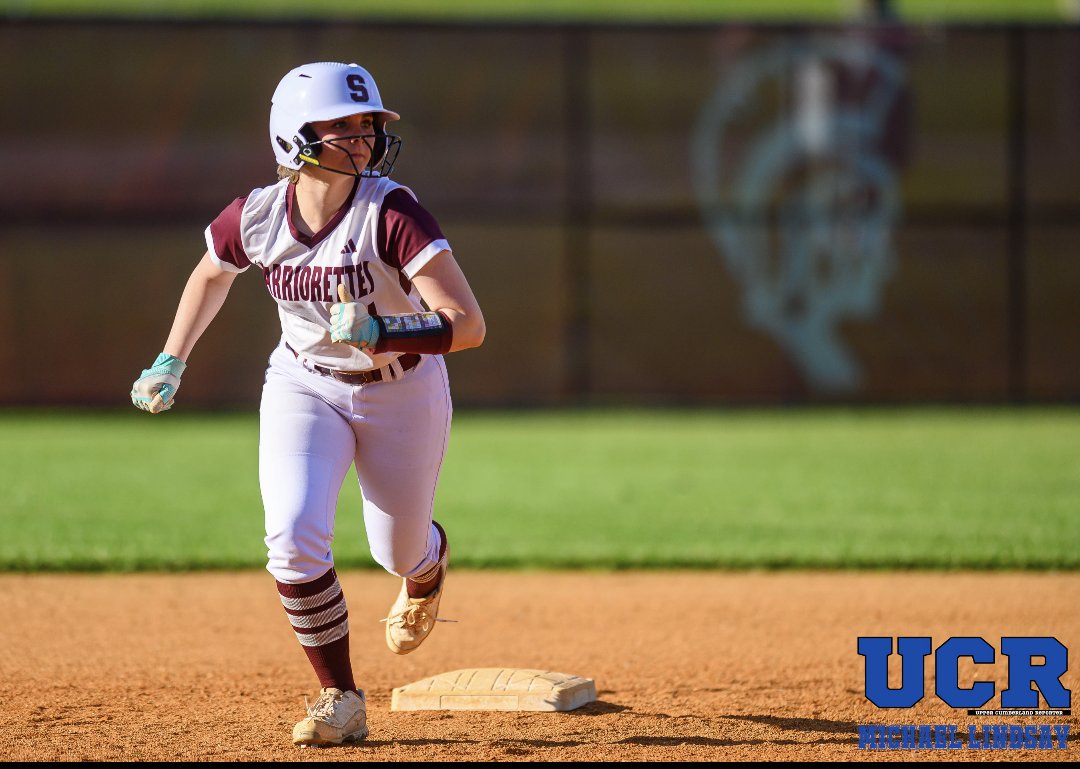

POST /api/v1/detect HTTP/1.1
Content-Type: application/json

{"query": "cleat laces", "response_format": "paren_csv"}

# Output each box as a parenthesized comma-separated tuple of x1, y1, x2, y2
(381, 604, 457, 629)
(305, 690, 351, 721)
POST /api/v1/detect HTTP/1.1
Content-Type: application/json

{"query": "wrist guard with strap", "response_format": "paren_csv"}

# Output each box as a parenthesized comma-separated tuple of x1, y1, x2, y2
(373, 311, 454, 355)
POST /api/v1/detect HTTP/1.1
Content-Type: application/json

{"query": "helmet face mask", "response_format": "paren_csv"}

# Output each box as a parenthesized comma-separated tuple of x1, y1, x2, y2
(270, 62, 402, 178)
(292, 122, 402, 179)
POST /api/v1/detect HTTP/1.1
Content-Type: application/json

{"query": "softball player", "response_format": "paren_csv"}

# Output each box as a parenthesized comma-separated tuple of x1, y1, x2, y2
(130, 61, 485, 747)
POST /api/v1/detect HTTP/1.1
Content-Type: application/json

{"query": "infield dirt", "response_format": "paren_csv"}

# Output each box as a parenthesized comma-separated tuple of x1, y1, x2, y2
(1, 572, 1076, 761)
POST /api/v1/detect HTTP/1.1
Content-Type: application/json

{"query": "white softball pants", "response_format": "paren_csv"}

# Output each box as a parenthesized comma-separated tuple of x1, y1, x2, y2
(259, 341, 452, 585)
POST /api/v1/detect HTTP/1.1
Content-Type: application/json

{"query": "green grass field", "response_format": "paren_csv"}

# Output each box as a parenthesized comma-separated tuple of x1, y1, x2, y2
(5, 0, 1072, 22)
(1, 408, 1076, 572)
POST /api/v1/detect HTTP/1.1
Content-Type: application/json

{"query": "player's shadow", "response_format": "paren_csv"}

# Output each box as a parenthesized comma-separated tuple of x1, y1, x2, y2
(359, 707, 860, 750)
(728, 714, 861, 743)
(567, 700, 629, 716)
(614, 735, 767, 747)
(361, 701, 634, 748)
(362, 738, 482, 747)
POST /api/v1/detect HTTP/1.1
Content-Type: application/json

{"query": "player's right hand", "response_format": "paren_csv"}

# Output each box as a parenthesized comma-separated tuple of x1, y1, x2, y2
(130, 353, 188, 414)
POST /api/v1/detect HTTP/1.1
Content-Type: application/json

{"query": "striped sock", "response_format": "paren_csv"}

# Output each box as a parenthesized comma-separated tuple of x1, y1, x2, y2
(276, 568, 356, 693)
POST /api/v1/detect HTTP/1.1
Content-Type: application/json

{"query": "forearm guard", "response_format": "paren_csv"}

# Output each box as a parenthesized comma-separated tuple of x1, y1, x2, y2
(373, 311, 454, 355)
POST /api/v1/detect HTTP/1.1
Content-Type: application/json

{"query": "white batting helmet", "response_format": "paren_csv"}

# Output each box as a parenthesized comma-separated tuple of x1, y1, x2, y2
(269, 62, 402, 176)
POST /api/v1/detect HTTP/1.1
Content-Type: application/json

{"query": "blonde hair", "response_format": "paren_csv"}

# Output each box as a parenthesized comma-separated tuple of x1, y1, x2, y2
(277, 165, 300, 184)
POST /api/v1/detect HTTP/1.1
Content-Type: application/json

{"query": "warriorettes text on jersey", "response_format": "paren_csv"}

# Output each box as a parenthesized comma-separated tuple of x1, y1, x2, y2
(263, 261, 375, 303)
(203, 177, 452, 369)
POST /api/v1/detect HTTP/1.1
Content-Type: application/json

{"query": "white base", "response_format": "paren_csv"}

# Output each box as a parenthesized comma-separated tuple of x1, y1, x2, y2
(391, 668, 597, 712)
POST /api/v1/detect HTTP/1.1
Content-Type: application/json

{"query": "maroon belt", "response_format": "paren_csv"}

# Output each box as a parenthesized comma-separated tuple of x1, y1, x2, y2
(286, 344, 421, 385)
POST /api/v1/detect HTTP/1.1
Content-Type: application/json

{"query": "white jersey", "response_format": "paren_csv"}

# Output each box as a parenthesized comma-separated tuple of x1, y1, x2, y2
(205, 176, 451, 370)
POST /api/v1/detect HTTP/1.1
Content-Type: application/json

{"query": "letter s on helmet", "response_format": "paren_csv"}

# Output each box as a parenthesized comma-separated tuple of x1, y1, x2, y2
(269, 62, 402, 177)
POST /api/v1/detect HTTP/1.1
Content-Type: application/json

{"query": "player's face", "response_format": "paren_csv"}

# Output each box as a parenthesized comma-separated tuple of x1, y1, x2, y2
(309, 113, 377, 174)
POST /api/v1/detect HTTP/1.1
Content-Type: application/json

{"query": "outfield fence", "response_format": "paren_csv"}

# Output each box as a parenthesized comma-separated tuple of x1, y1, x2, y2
(1, 20, 1078, 406)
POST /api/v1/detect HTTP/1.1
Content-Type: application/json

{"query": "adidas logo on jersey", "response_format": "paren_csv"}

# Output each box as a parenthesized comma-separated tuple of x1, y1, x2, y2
(341, 238, 357, 255)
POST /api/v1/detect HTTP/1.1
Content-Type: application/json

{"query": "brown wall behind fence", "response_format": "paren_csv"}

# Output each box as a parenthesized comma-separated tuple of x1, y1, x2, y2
(1, 21, 1078, 407)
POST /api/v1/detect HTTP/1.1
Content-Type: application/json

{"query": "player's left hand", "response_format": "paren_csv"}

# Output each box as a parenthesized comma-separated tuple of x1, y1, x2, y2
(330, 284, 380, 349)
(130, 353, 187, 414)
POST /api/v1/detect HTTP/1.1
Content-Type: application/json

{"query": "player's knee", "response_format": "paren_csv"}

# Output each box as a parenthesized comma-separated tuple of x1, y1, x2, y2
(371, 551, 420, 578)
(368, 524, 440, 578)
(264, 529, 333, 583)
(369, 541, 428, 578)
(265, 549, 333, 584)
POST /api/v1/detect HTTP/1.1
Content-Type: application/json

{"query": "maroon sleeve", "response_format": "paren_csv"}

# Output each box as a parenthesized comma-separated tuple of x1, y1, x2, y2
(208, 196, 251, 270)
(377, 188, 446, 271)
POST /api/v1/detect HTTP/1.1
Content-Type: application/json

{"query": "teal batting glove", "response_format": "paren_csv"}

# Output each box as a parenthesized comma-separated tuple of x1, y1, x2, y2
(130, 353, 187, 414)
(330, 284, 381, 350)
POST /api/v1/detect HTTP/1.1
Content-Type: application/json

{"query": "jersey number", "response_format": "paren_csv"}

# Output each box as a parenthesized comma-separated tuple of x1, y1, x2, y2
(347, 75, 369, 103)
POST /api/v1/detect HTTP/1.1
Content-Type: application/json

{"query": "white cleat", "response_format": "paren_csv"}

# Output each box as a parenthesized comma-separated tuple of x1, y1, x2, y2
(384, 523, 451, 655)
(292, 688, 368, 747)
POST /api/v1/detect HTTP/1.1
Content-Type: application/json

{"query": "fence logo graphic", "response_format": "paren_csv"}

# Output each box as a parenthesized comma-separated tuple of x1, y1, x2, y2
(692, 39, 906, 392)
